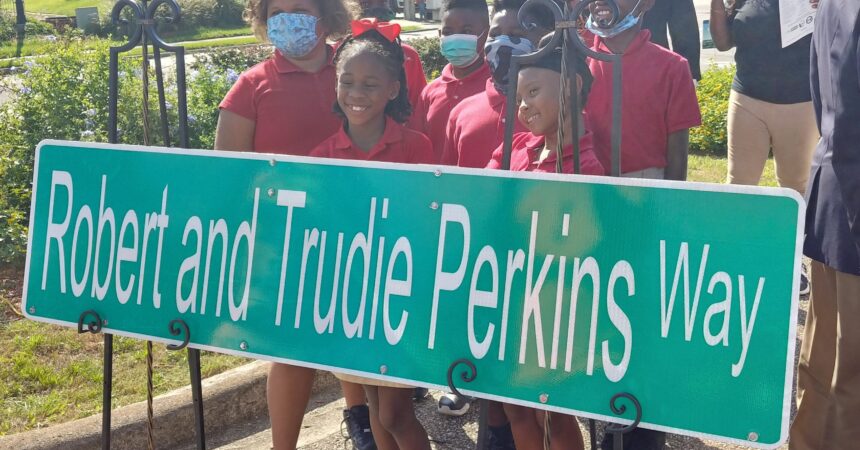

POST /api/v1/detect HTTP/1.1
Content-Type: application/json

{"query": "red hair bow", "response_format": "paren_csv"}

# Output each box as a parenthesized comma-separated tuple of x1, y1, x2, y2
(351, 18, 401, 42)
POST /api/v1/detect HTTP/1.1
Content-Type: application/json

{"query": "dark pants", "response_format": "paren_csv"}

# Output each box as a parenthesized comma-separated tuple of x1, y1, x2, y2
(601, 428, 666, 450)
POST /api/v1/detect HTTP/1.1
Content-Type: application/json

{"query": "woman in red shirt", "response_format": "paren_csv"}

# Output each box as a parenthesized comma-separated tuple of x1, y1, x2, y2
(214, 1, 380, 449)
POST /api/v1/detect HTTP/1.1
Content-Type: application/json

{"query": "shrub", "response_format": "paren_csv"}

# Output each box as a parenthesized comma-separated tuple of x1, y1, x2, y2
(408, 36, 445, 80)
(690, 64, 734, 155)
(0, 13, 58, 44)
(191, 45, 272, 74)
(0, 37, 256, 264)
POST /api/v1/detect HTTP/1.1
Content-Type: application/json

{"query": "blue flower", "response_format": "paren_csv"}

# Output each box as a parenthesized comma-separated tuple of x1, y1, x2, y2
(188, 114, 197, 124)
(24, 61, 34, 68)
(226, 68, 239, 84)
(45, 35, 57, 42)
(20, 87, 31, 95)
(84, 108, 97, 117)
(81, 130, 95, 138)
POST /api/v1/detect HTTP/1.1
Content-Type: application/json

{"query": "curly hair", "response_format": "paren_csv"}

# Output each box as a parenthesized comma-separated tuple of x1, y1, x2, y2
(244, 0, 360, 41)
(331, 30, 412, 124)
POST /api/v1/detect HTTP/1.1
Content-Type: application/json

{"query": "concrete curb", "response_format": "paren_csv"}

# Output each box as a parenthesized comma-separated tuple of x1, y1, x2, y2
(0, 361, 338, 450)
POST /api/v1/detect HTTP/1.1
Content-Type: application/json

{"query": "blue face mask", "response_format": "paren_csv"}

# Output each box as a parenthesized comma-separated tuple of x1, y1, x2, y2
(267, 12, 321, 58)
(585, 0, 643, 38)
(440, 34, 482, 68)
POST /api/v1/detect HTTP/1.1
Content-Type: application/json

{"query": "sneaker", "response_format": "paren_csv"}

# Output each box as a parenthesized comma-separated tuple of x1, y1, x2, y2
(486, 423, 516, 450)
(437, 393, 471, 416)
(342, 405, 377, 450)
(413, 387, 430, 401)
(799, 267, 810, 296)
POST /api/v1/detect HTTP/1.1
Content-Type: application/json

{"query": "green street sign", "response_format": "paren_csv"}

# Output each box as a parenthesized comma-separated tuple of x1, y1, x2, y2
(23, 140, 803, 448)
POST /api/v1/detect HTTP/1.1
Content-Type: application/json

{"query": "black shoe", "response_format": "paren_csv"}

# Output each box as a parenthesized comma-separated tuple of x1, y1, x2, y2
(437, 393, 471, 416)
(342, 405, 377, 450)
(487, 423, 516, 450)
(800, 267, 810, 296)
(601, 428, 665, 450)
(413, 387, 430, 401)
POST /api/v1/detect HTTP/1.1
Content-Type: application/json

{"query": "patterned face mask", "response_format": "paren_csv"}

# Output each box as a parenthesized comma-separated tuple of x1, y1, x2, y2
(267, 12, 321, 58)
(484, 35, 536, 94)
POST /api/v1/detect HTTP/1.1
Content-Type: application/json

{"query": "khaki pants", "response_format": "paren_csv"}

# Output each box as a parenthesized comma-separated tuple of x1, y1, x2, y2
(790, 261, 860, 449)
(726, 91, 819, 195)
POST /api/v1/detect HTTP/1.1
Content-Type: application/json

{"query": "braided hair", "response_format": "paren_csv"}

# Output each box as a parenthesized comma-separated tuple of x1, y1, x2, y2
(520, 33, 594, 106)
(332, 29, 412, 123)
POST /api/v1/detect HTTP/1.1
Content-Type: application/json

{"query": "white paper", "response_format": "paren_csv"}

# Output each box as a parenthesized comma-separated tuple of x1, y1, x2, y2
(780, 0, 817, 47)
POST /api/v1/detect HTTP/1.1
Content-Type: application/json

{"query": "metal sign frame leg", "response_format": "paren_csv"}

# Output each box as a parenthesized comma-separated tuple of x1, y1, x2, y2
(103, 0, 195, 447)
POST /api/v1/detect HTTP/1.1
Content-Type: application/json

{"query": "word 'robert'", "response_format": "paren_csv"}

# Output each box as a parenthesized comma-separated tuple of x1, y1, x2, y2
(39, 171, 257, 322)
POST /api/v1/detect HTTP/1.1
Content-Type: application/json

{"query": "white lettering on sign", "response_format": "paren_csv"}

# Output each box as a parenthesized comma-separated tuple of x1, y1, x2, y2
(660, 240, 766, 376)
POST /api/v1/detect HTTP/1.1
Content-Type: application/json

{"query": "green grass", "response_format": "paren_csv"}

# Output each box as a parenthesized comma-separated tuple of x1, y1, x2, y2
(0, 268, 249, 436)
(688, 153, 778, 186)
(161, 25, 253, 43)
(25, 0, 112, 16)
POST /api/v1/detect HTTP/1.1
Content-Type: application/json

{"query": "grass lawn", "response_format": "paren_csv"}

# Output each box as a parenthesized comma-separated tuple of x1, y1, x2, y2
(0, 266, 250, 436)
(0, 153, 779, 436)
(25, 0, 112, 16)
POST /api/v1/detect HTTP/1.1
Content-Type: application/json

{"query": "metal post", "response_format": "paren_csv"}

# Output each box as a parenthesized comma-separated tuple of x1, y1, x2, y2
(188, 348, 206, 450)
(497, 0, 629, 448)
(102, 334, 113, 450)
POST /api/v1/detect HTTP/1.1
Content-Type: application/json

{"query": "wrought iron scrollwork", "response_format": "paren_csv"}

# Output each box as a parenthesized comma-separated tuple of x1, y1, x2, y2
(446, 358, 478, 399)
(166, 318, 191, 350)
(606, 392, 643, 434)
(502, 0, 624, 175)
(108, 0, 189, 147)
(77, 309, 104, 334)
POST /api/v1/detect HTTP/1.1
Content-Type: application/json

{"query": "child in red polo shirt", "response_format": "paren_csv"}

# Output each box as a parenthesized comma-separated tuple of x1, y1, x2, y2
(487, 38, 604, 177)
(487, 38, 598, 450)
(441, 0, 557, 168)
(411, 0, 491, 161)
(584, 0, 701, 180)
(311, 23, 433, 448)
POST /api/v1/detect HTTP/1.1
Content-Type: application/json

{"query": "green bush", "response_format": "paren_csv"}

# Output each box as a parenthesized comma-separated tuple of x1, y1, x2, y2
(0, 13, 58, 44)
(690, 64, 734, 155)
(408, 36, 445, 80)
(0, 38, 258, 264)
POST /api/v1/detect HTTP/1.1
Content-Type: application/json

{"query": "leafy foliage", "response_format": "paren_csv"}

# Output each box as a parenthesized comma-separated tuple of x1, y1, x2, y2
(408, 36, 444, 80)
(0, 38, 265, 264)
(690, 64, 734, 155)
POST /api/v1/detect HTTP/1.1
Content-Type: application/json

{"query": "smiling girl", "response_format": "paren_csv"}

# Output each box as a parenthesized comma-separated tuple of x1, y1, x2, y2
(311, 20, 433, 450)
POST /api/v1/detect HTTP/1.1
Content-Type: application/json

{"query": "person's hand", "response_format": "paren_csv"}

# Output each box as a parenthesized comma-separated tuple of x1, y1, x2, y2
(809, 0, 818, 8)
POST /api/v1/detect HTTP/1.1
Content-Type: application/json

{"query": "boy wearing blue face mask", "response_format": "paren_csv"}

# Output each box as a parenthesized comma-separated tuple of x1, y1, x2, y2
(409, 0, 491, 162)
(584, 0, 700, 182)
(584, 0, 700, 449)
(440, 0, 557, 168)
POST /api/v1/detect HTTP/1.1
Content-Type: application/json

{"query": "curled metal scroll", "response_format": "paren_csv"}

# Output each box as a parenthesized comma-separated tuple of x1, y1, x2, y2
(501, 0, 624, 176)
(446, 358, 477, 399)
(108, 0, 189, 148)
(166, 319, 191, 350)
(78, 310, 104, 334)
(605, 392, 643, 434)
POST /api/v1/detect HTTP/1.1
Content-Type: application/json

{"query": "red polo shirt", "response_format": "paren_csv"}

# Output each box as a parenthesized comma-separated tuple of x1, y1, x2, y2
(486, 129, 605, 175)
(402, 43, 428, 116)
(585, 30, 701, 174)
(411, 62, 492, 162)
(310, 117, 435, 164)
(219, 48, 340, 156)
(441, 78, 527, 167)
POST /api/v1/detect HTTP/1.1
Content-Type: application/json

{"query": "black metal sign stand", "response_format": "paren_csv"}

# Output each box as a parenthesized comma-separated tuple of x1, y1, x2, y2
(86, 0, 199, 448)
(463, 0, 637, 448)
